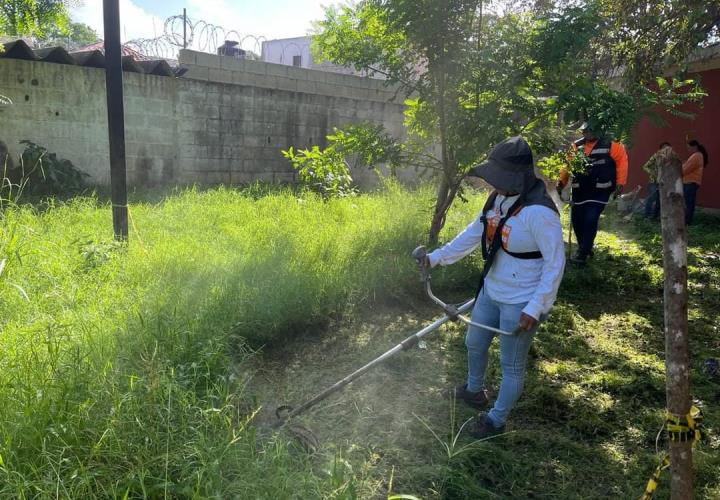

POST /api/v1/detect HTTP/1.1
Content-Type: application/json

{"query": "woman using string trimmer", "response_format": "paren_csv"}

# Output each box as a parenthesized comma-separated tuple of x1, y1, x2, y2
(420, 136, 566, 438)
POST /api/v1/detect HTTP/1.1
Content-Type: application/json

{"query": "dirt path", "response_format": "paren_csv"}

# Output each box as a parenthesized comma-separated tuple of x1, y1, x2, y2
(245, 301, 491, 497)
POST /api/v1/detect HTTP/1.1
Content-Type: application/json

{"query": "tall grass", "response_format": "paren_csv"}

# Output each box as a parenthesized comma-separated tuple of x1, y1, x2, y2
(0, 182, 483, 497)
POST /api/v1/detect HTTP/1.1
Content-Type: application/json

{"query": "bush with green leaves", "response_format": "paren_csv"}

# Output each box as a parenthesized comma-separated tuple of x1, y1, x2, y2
(283, 122, 415, 198)
(328, 123, 406, 174)
(282, 145, 355, 198)
(10, 140, 89, 196)
(536, 146, 591, 181)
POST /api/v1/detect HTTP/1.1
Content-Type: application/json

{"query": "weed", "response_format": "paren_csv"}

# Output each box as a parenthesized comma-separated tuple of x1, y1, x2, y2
(78, 239, 124, 269)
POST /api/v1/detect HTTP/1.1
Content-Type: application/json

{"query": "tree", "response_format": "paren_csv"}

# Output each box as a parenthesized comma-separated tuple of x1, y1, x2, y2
(0, 0, 78, 39)
(656, 146, 692, 500)
(38, 21, 98, 48)
(314, 1, 564, 244)
(313, 0, 712, 244)
(602, 0, 720, 83)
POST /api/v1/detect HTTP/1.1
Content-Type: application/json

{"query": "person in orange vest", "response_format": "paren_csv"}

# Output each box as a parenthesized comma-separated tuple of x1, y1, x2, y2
(682, 139, 708, 225)
(557, 122, 628, 265)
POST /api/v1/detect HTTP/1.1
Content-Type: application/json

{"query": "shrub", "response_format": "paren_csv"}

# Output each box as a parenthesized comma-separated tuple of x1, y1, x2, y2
(282, 145, 355, 198)
(9, 140, 89, 196)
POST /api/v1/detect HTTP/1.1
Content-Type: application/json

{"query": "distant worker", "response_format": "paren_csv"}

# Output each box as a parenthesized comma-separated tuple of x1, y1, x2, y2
(557, 122, 628, 265)
(682, 139, 708, 225)
(642, 142, 672, 220)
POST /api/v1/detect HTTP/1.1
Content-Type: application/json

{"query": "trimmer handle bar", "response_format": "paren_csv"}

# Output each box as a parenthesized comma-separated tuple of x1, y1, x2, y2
(411, 245, 519, 336)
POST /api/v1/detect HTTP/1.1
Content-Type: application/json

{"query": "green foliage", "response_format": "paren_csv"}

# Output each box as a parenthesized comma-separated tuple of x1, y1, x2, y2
(38, 21, 99, 49)
(311, 3, 413, 83)
(10, 140, 89, 196)
(282, 145, 355, 198)
(79, 239, 124, 269)
(601, 0, 720, 83)
(0, 0, 72, 38)
(537, 147, 590, 180)
(283, 123, 413, 197)
(536, 1, 711, 140)
(328, 123, 405, 173)
(313, 0, 717, 243)
(563, 82, 638, 142)
(313, 1, 564, 243)
(645, 76, 709, 121)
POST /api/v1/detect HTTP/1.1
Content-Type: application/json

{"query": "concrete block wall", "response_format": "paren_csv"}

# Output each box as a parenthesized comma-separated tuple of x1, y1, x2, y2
(0, 58, 178, 185)
(175, 50, 407, 186)
(0, 51, 408, 188)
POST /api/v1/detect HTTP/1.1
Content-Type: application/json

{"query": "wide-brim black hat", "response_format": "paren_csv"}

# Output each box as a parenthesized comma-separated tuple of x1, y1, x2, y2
(468, 136, 535, 193)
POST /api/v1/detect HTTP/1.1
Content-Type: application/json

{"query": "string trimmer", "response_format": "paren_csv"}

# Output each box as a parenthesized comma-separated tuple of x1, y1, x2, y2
(272, 246, 517, 449)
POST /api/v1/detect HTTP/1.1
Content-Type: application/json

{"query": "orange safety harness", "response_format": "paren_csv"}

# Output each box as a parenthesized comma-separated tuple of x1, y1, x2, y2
(475, 191, 543, 298)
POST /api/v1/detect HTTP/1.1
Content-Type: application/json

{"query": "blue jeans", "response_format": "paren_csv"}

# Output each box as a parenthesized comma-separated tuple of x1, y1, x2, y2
(644, 182, 660, 219)
(570, 191, 611, 256)
(465, 289, 538, 427)
(683, 183, 699, 225)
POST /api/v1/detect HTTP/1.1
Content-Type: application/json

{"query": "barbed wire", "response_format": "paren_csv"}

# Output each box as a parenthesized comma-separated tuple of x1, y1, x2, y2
(124, 14, 268, 60)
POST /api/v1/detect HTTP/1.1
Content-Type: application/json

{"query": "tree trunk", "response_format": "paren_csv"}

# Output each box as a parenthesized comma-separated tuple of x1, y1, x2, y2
(429, 175, 451, 245)
(658, 147, 692, 499)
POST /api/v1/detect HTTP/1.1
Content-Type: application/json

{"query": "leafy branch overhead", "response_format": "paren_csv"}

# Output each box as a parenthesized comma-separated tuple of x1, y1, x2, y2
(0, 0, 74, 38)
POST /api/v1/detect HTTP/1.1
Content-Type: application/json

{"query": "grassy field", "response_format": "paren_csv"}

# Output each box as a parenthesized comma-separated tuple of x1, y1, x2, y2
(249, 205, 720, 499)
(0, 182, 478, 497)
(0, 183, 718, 498)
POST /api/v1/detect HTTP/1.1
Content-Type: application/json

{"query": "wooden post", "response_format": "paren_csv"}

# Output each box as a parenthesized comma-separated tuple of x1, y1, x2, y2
(103, 0, 129, 240)
(657, 146, 692, 498)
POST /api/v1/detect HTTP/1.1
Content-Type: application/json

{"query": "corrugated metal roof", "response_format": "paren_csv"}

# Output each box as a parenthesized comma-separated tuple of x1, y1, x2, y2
(0, 39, 177, 77)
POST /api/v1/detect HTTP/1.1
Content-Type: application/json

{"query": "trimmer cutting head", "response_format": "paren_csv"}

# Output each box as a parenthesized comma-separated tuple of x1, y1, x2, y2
(272, 405, 320, 452)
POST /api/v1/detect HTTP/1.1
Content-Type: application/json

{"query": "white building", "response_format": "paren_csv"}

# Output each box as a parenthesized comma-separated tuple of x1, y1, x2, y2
(260, 36, 382, 78)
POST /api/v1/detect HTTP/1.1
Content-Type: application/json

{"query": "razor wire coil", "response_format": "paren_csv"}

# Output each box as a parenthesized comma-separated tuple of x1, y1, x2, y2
(124, 14, 268, 60)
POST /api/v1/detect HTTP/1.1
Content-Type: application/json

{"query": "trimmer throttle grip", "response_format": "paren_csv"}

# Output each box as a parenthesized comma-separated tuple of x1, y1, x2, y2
(411, 245, 427, 262)
(411, 245, 430, 282)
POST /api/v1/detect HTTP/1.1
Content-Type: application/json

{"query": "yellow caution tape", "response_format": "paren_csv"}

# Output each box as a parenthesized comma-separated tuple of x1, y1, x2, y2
(666, 405, 703, 443)
(640, 455, 670, 500)
(639, 405, 704, 500)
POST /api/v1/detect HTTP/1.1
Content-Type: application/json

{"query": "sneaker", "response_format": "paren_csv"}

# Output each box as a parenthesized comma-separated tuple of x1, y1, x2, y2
(570, 251, 588, 266)
(467, 413, 506, 439)
(446, 384, 489, 409)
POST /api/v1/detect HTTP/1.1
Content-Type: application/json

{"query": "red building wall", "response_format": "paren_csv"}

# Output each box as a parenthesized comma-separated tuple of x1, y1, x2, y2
(628, 67, 719, 209)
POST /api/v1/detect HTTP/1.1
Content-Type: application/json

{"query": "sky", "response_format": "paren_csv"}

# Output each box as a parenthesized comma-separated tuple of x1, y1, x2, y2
(71, 0, 330, 53)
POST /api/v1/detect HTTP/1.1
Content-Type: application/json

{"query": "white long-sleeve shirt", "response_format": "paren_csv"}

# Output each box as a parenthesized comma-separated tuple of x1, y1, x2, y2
(428, 194, 565, 320)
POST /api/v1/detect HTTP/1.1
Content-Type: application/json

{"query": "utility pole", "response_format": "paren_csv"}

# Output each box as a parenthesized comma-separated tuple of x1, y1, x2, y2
(103, 0, 129, 240)
(658, 146, 692, 498)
